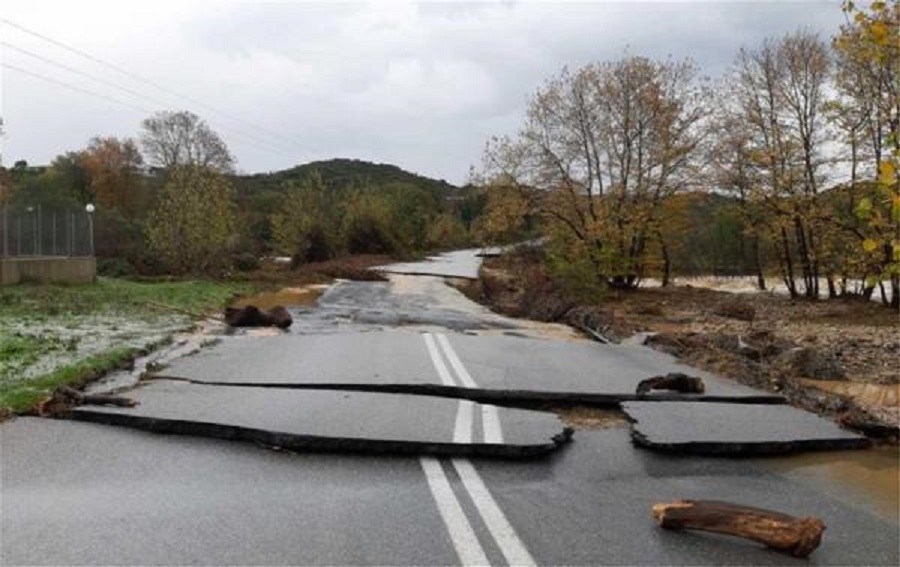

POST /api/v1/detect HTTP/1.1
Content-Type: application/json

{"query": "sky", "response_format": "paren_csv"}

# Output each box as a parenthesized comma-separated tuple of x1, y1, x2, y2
(1, 1, 847, 184)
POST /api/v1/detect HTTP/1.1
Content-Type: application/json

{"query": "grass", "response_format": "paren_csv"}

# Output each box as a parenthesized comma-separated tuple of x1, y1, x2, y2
(0, 277, 256, 416)
(0, 277, 257, 318)
(0, 347, 139, 413)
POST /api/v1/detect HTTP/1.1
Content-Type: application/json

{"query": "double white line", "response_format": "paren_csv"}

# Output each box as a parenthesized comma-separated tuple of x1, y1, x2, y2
(420, 332, 535, 567)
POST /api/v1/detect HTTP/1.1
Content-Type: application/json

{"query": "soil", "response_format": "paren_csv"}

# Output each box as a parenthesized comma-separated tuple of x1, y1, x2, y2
(463, 252, 900, 441)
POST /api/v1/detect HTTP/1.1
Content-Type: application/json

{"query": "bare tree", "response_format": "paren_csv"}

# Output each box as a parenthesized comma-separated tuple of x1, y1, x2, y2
(483, 56, 709, 289)
(731, 31, 832, 299)
(140, 110, 234, 173)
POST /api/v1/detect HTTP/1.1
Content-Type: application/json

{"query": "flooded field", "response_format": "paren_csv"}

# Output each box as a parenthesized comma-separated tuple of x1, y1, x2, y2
(0, 314, 188, 386)
(765, 446, 900, 523)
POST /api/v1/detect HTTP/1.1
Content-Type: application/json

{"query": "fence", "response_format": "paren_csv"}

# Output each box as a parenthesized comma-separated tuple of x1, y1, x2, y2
(0, 204, 94, 258)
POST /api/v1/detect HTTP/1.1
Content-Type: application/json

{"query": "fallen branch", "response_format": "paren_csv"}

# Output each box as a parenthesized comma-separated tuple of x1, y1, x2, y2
(38, 385, 137, 417)
(652, 499, 825, 558)
(636, 373, 705, 395)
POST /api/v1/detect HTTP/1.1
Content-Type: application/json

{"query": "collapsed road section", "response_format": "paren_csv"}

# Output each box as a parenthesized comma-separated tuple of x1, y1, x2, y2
(63, 379, 573, 459)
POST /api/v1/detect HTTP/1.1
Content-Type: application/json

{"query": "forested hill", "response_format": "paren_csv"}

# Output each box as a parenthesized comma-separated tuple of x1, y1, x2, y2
(233, 158, 461, 195)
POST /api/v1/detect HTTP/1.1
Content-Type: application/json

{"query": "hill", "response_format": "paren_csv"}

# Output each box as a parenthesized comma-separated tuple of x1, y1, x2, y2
(233, 158, 461, 195)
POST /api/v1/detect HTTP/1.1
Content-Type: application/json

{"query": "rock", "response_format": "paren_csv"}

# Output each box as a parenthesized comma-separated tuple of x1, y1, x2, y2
(837, 407, 900, 440)
(713, 300, 756, 322)
(773, 347, 845, 380)
(224, 305, 293, 329)
(645, 332, 687, 357)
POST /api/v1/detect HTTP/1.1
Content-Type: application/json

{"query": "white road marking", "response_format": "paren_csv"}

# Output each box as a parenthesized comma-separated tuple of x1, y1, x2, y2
(423, 333, 457, 387)
(436, 334, 479, 388)
(452, 459, 537, 567)
(424, 332, 532, 566)
(454, 400, 474, 443)
(437, 334, 504, 444)
(419, 457, 490, 567)
(481, 406, 504, 444)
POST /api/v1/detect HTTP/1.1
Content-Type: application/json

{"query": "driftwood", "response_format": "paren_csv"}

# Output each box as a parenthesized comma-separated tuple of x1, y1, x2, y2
(652, 500, 825, 558)
(636, 372, 705, 395)
(38, 385, 137, 417)
(224, 305, 293, 329)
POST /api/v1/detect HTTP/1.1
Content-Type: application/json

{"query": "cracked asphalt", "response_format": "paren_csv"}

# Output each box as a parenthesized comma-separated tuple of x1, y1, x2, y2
(2, 250, 897, 565)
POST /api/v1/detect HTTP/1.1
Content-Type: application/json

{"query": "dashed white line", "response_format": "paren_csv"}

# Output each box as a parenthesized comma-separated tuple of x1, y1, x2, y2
(419, 457, 490, 567)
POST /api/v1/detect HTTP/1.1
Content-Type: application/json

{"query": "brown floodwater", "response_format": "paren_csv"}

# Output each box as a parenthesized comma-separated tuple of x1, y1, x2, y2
(764, 446, 900, 523)
(231, 286, 325, 311)
(803, 380, 899, 408)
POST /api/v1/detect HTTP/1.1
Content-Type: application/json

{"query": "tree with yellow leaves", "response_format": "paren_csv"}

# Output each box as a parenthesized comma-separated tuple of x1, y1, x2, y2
(834, 0, 900, 309)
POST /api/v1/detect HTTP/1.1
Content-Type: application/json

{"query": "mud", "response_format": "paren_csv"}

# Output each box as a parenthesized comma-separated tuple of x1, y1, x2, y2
(553, 406, 628, 430)
(764, 446, 900, 523)
(231, 285, 326, 311)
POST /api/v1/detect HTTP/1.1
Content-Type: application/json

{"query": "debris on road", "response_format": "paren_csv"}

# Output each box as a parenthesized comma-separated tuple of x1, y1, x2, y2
(38, 385, 137, 417)
(224, 305, 293, 329)
(652, 499, 825, 558)
(636, 372, 705, 395)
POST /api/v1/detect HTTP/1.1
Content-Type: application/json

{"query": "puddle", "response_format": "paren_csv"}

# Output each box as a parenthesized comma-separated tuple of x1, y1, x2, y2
(803, 380, 899, 408)
(554, 406, 628, 430)
(764, 446, 900, 523)
(231, 285, 325, 311)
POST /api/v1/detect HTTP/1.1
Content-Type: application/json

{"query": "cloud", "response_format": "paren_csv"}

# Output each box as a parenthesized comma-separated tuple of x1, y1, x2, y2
(2, 0, 846, 183)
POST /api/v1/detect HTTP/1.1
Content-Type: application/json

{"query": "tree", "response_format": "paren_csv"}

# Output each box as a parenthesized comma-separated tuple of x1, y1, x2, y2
(270, 172, 339, 263)
(140, 111, 234, 173)
(483, 55, 709, 289)
(834, 0, 900, 309)
(145, 166, 236, 274)
(79, 136, 144, 217)
(730, 31, 833, 299)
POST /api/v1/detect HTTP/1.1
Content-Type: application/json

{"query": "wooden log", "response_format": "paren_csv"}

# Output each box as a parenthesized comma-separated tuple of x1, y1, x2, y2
(38, 386, 137, 417)
(652, 499, 825, 558)
(636, 373, 705, 395)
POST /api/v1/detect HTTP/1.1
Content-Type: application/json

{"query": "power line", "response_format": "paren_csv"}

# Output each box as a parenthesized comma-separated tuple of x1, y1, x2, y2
(2, 62, 154, 114)
(1, 17, 307, 151)
(2, 62, 298, 160)
(2, 40, 300, 157)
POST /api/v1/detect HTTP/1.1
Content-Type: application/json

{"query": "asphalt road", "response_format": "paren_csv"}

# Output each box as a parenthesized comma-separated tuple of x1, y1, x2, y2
(2, 250, 897, 565)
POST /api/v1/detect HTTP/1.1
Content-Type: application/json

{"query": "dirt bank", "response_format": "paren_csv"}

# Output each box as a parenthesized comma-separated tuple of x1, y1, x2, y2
(459, 252, 899, 441)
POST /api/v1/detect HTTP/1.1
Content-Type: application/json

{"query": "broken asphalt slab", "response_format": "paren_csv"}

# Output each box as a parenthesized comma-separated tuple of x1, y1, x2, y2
(622, 401, 870, 456)
(64, 380, 572, 459)
(376, 249, 484, 279)
(159, 331, 783, 405)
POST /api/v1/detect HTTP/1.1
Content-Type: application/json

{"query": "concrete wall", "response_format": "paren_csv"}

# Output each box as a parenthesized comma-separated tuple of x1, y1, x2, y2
(0, 257, 96, 285)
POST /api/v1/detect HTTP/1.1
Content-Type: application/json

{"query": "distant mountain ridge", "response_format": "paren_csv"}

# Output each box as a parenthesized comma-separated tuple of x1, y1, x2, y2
(234, 158, 461, 195)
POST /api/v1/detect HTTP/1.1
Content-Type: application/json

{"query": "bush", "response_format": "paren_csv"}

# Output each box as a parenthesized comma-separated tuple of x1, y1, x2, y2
(232, 252, 259, 272)
(97, 257, 137, 278)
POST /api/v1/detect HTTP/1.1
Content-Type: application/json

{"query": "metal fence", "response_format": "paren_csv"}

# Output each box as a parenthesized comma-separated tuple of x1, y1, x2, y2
(0, 204, 94, 257)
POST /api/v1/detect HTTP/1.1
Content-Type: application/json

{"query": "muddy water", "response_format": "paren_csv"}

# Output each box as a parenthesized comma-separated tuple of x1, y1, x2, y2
(764, 446, 900, 523)
(803, 380, 900, 408)
(231, 286, 325, 310)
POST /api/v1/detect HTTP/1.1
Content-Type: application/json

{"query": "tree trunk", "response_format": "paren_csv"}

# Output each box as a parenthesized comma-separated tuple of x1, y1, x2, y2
(658, 231, 671, 287)
(752, 234, 766, 291)
(652, 500, 825, 558)
(780, 227, 797, 298)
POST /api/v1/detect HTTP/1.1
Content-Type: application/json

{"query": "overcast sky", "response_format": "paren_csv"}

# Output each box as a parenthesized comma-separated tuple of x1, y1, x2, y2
(1, 1, 846, 184)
